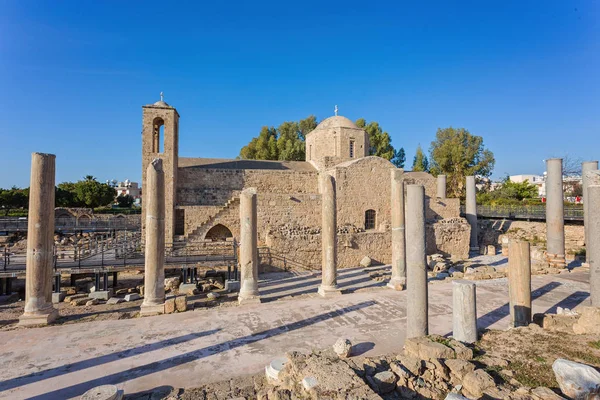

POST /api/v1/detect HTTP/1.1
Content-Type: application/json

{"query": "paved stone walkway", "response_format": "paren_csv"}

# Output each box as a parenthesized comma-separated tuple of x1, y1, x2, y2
(0, 268, 591, 400)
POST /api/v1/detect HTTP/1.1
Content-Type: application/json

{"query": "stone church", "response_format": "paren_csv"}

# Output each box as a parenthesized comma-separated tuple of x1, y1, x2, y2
(141, 97, 470, 269)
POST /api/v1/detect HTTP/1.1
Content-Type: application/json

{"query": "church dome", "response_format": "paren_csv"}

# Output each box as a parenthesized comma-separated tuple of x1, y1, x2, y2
(153, 100, 170, 107)
(314, 116, 359, 130)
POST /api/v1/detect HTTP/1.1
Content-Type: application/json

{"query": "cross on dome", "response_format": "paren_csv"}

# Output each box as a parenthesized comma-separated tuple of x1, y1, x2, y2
(334, 105, 338, 116)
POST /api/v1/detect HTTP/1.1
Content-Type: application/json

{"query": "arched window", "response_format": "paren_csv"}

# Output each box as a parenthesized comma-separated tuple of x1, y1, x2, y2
(205, 224, 233, 242)
(152, 117, 165, 153)
(364, 209, 376, 230)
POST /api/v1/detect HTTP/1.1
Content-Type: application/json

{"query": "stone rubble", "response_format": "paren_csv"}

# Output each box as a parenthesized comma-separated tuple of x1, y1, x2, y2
(552, 358, 600, 399)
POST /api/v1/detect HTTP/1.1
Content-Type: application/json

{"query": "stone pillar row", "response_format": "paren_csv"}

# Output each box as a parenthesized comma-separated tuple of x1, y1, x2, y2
(582, 161, 599, 264)
(388, 169, 406, 290)
(465, 176, 478, 251)
(238, 187, 261, 304)
(508, 240, 531, 327)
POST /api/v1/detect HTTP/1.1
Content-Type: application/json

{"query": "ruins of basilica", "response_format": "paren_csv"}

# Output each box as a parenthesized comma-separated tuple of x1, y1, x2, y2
(141, 96, 471, 269)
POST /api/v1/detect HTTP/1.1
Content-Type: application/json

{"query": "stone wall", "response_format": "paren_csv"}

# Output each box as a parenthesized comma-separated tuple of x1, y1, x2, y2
(478, 219, 584, 255)
(426, 218, 471, 260)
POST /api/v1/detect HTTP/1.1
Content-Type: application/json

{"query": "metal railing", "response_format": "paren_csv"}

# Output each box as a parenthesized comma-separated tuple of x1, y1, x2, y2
(460, 205, 584, 221)
(0, 216, 141, 232)
(1, 236, 237, 273)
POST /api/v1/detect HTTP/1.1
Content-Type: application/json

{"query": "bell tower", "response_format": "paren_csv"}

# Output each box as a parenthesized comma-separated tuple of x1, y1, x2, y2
(142, 93, 179, 245)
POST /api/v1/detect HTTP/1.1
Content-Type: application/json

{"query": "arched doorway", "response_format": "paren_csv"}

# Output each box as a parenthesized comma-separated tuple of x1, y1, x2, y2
(205, 224, 233, 242)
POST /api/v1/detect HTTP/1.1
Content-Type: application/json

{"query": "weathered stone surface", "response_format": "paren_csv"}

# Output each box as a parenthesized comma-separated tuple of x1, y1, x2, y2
(445, 394, 468, 400)
(444, 359, 475, 379)
(124, 293, 141, 302)
(301, 376, 318, 391)
(573, 307, 600, 335)
(70, 297, 92, 306)
(86, 299, 99, 306)
(52, 291, 66, 304)
(106, 297, 124, 305)
(225, 280, 240, 292)
(164, 297, 176, 314)
(372, 370, 396, 393)
(332, 338, 352, 358)
(64, 293, 87, 303)
(164, 276, 181, 291)
(81, 384, 123, 400)
(405, 336, 455, 360)
(552, 358, 600, 399)
(360, 256, 372, 267)
(207, 292, 220, 300)
(89, 290, 113, 301)
(462, 369, 495, 398)
(531, 386, 566, 400)
(534, 312, 577, 333)
(175, 295, 187, 312)
(396, 354, 423, 376)
(178, 283, 197, 295)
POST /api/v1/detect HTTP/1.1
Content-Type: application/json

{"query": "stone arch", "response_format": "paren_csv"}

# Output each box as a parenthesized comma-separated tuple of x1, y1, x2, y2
(364, 209, 376, 230)
(152, 117, 165, 153)
(55, 210, 75, 227)
(77, 214, 92, 227)
(204, 224, 233, 242)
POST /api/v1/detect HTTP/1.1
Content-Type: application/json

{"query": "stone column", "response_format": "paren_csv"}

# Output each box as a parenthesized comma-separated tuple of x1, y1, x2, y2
(140, 159, 166, 316)
(545, 158, 566, 268)
(318, 173, 342, 297)
(19, 153, 58, 326)
(388, 169, 406, 290)
(437, 174, 447, 199)
(406, 184, 428, 338)
(583, 161, 599, 264)
(508, 240, 531, 327)
(465, 176, 478, 252)
(238, 187, 261, 304)
(589, 185, 600, 307)
(452, 280, 477, 343)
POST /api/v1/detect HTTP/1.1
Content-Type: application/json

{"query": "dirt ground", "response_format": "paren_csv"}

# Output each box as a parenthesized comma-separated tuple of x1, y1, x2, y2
(476, 324, 600, 389)
(0, 270, 240, 331)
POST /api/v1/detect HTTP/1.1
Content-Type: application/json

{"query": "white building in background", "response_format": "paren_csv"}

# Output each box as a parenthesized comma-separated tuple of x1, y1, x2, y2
(108, 179, 142, 205)
(509, 174, 545, 197)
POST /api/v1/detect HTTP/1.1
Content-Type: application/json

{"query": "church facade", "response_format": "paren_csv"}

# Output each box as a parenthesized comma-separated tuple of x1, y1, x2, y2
(141, 97, 470, 269)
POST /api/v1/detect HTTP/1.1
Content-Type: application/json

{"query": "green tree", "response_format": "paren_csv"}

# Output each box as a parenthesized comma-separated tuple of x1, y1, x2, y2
(429, 127, 495, 198)
(392, 147, 406, 168)
(355, 119, 396, 160)
(477, 176, 538, 205)
(240, 116, 317, 161)
(116, 194, 134, 208)
(0, 187, 29, 216)
(412, 145, 429, 172)
(56, 182, 79, 207)
(73, 176, 116, 208)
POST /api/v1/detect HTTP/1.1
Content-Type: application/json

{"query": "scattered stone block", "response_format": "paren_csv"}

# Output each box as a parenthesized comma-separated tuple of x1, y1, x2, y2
(86, 299, 99, 306)
(225, 280, 240, 292)
(106, 297, 124, 305)
(372, 371, 396, 393)
(201, 283, 212, 292)
(70, 297, 92, 306)
(138, 285, 145, 297)
(81, 384, 124, 400)
(207, 292, 220, 300)
(124, 293, 141, 302)
(333, 338, 352, 358)
(533, 313, 577, 333)
(179, 283, 197, 295)
(360, 256, 372, 267)
(552, 358, 600, 399)
(396, 354, 423, 376)
(52, 291, 66, 304)
(175, 295, 187, 312)
(89, 290, 113, 301)
(444, 359, 475, 380)
(115, 289, 128, 296)
(445, 393, 468, 400)
(405, 336, 455, 360)
(487, 245, 496, 255)
(164, 277, 181, 291)
(64, 293, 87, 303)
(164, 297, 176, 314)
(462, 369, 495, 398)
(573, 307, 600, 335)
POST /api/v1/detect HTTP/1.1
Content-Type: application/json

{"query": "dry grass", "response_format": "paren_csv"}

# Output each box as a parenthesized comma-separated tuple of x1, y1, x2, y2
(478, 327, 600, 388)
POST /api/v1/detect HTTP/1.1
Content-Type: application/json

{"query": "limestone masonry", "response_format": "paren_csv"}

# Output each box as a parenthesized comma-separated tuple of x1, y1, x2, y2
(141, 97, 470, 269)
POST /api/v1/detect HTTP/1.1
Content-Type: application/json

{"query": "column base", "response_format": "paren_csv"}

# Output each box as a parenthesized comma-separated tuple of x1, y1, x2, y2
(19, 308, 58, 327)
(140, 303, 165, 317)
(238, 294, 262, 305)
(546, 253, 566, 268)
(317, 285, 342, 297)
(386, 277, 406, 291)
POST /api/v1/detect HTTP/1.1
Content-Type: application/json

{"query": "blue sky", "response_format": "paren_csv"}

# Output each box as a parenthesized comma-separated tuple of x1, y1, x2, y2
(1, 1, 598, 188)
